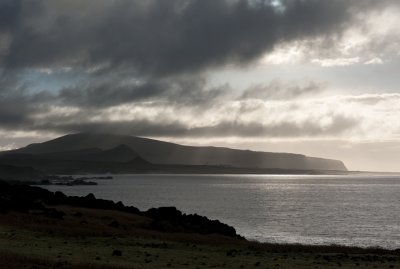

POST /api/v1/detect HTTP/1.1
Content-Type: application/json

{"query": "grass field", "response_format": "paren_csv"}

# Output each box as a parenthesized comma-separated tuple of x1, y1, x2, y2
(0, 206, 399, 269)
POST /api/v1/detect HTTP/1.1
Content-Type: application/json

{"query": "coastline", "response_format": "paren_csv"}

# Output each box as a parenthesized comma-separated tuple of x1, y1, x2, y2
(1, 181, 399, 268)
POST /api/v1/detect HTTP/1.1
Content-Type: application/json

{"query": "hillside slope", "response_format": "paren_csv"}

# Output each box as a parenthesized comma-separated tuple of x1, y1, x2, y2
(7, 133, 347, 171)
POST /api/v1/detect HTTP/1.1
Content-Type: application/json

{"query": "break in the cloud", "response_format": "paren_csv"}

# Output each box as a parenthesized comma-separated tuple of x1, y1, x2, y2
(262, 2, 400, 67)
(1, 0, 400, 171)
(239, 80, 324, 100)
(4, 92, 399, 141)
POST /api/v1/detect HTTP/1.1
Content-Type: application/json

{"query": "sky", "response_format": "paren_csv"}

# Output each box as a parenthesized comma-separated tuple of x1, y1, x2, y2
(1, 0, 400, 172)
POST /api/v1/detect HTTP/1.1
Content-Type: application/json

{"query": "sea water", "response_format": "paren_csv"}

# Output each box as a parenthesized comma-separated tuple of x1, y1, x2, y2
(42, 174, 400, 249)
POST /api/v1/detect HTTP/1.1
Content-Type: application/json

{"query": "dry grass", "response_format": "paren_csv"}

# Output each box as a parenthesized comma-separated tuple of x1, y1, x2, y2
(0, 252, 127, 269)
(0, 205, 243, 245)
(0, 207, 399, 269)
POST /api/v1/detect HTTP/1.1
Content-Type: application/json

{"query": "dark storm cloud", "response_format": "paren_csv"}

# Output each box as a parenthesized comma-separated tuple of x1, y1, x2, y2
(59, 76, 228, 108)
(0, 89, 51, 128)
(0, 0, 389, 138)
(31, 114, 357, 138)
(0, 73, 226, 132)
(1, 0, 365, 76)
(0, 0, 21, 31)
(0, 73, 28, 126)
(0, 71, 54, 128)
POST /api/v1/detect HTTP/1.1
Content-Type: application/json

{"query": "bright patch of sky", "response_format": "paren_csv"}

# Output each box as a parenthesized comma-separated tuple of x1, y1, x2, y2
(21, 69, 85, 93)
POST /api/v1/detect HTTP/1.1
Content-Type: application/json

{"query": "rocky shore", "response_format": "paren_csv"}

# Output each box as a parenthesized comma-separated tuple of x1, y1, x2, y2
(0, 180, 399, 269)
(0, 180, 239, 238)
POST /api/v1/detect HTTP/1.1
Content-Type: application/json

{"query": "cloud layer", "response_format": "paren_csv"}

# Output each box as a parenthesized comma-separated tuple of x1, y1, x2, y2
(1, 0, 362, 74)
(1, 0, 400, 172)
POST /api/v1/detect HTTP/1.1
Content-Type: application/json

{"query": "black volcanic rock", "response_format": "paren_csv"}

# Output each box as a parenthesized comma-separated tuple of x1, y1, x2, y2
(144, 207, 238, 237)
(146, 207, 184, 220)
(5, 133, 347, 171)
(0, 181, 241, 238)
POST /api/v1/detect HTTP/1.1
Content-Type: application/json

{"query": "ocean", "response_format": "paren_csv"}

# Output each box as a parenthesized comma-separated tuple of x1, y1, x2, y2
(41, 174, 400, 249)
